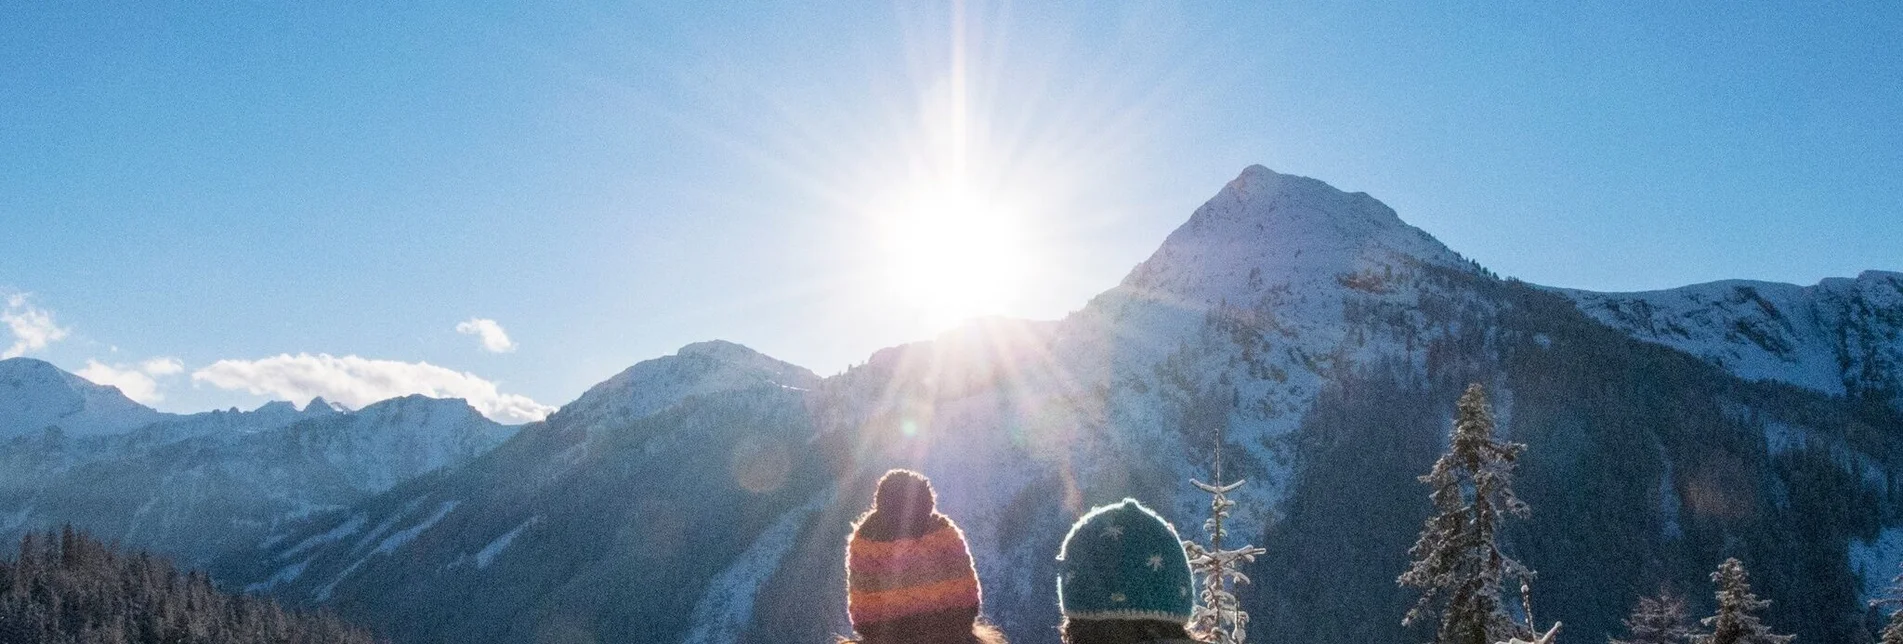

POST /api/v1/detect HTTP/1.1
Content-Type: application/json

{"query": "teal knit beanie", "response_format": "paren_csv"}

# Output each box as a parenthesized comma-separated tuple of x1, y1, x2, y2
(1056, 498, 1195, 623)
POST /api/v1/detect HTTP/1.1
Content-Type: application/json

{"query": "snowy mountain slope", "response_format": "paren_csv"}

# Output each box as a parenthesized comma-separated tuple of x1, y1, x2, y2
(0, 395, 338, 501)
(784, 170, 1899, 642)
(549, 339, 821, 432)
(270, 394, 512, 492)
(218, 167, 1901, 644)
(216, 343, 833, 644)
(1555, 271, 1903, 406)
(215, 344, 825, 624)
(0, 357, 167, 439)
(0, 362, 517, 567)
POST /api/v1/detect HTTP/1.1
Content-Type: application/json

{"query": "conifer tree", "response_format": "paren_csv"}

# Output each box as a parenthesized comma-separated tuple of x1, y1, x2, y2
(1398, 383, 1534, 644)
(1185, 477, 1266, 644)
(0, 525, 380, 643)
(1184, 390, 1266, 644)
(1871, 562, 1903, 644)
(1612, 589, 1695, 644)
(1695, 558, 1792, 644)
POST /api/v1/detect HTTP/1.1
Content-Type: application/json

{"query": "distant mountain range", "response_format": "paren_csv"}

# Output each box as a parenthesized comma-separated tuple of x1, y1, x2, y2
(6, 166, 1900, 644)
(0, 357, 517, 567)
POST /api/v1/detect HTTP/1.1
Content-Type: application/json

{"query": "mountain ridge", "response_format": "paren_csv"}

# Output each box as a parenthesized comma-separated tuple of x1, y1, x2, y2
(0, 363, 520, 567)
(1553, 268, 1903, 408)
(217, 166, 1903, 644)
(8, 166, 1899, 644)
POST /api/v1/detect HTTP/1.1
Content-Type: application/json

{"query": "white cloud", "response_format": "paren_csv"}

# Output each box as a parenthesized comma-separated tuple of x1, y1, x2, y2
(140, 357, 185, 376)
(72, 356, 187, 405)
(2, 294, 71, 359)
(191, 353, 552, 423)
(76, 360, 164, 404)
(455, 318, 518, 353)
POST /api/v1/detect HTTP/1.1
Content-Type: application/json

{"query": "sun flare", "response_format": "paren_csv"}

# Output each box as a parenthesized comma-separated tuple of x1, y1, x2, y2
(884, 183, 1029, 330)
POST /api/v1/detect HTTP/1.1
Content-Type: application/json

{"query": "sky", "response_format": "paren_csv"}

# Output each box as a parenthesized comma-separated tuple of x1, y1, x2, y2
(3, 1, 1900, 420)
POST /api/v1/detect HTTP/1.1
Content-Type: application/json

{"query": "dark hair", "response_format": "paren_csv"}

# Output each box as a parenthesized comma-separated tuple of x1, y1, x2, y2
(837, 620, 1009, 644)
(1059, 617, 1197, 644)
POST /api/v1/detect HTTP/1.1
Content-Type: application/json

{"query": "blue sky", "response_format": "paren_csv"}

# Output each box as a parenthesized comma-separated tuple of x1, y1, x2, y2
(3, 1, 1899, 418)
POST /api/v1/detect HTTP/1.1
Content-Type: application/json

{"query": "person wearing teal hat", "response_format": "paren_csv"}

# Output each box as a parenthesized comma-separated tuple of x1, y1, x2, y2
(1056, 498, 1201, 644)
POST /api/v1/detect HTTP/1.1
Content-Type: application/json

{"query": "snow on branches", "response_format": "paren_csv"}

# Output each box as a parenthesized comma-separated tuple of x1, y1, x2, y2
(1184, 476, 1265, 644)
(1399, 383, 1538, 644)
(1696, 558, 1792, 644)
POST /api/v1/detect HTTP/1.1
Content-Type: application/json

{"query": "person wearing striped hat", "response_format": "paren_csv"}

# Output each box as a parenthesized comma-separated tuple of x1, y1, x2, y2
(842, 469, 1006, 644)
(1056, 499, 1201, 644)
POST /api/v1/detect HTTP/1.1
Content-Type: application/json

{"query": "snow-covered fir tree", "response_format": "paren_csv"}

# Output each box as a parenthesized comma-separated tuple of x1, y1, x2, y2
(1695, 558, 1792, 644)
(1872, 562, 1903, 644)
(1398, 383, 1535, 644)
(1184, 477, 1266, 644)
(1184, 401, 1266, 644)
(1612, 589, 1695, 644)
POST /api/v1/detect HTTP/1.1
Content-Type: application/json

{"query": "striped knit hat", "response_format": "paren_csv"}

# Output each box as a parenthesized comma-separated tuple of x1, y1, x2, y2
(846, 469, 983, 639)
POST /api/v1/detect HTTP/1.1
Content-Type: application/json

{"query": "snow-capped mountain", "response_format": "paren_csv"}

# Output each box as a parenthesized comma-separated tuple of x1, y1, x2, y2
(214, 342, 829, 641)
(1117, 165, 1471, 302)
(0, 362, 518, 567)
(550, 339, 821, 432)
(204, 167, 1902, 644)
(1556, 272, 1903, 407)
(0, 357, 167, 439)
(256, 394, 514, 492)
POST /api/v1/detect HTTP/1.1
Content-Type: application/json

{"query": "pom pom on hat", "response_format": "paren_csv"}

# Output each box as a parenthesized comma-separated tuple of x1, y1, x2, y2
(873, 468, 936, 524)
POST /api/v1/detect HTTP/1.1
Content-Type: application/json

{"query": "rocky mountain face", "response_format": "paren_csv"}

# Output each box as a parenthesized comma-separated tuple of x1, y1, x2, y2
(1556, 273, 1903, 410)
(64, 167, 1903, 644)
(0, 373, 518, 568)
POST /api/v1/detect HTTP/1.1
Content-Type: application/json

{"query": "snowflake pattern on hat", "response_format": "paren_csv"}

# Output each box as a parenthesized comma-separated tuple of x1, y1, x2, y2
(1055, 498, 1195, 623)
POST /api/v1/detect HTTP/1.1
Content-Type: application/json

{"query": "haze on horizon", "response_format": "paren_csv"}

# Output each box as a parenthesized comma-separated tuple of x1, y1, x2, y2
(3, 1, 1899, 419)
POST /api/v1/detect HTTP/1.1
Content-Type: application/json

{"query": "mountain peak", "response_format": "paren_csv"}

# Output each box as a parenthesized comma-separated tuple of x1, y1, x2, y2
(676, 339, 762, 361)
(1221, 164, 1287, 198)
(0, 357, 165, 439)
(254, 400, 299, 415)
(1116, 166, 1468, 305)
(354, 394, 483, 419)
(304, 397, 344, 414)
(549, 340, 820, 432)
(0, 356, 66, 382)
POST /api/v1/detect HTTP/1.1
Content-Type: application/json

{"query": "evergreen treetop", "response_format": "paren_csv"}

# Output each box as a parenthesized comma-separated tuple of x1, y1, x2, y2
(1695, 558, 1792, 644)
(0, 525, 380, 644)
(1873, 562, 1903, 644)
(1611, 589, 1695, 644)
(1398, 383, 1534, 644)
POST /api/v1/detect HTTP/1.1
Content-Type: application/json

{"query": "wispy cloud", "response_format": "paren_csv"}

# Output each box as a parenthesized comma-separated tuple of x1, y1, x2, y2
(191, 353, 552, 423)
(2, 294, 70, 359)
(455, 318, 518, 353)
(75, 357, 183, 404)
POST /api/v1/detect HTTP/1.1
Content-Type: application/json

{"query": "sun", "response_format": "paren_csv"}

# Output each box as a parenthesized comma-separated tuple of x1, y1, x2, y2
(884, 181, 1029, 330)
